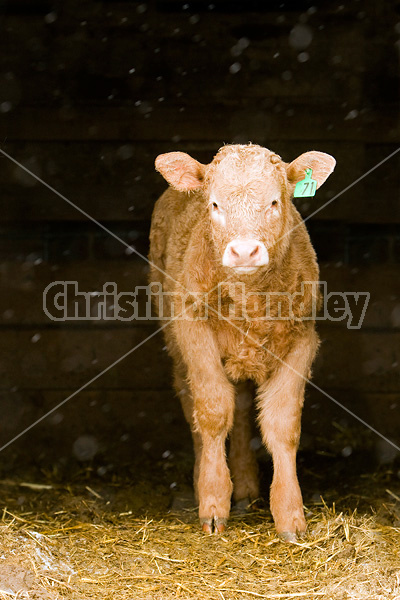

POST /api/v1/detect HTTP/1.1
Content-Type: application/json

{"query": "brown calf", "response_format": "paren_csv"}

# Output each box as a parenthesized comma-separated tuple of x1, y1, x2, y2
(149, 144, 335, 539)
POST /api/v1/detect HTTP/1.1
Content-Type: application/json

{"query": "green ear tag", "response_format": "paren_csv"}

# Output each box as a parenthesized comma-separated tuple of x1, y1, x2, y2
(293, 168, 317, 198)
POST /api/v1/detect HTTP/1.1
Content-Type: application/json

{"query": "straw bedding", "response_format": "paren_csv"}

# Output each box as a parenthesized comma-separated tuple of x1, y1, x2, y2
(0, 472, 399, 600)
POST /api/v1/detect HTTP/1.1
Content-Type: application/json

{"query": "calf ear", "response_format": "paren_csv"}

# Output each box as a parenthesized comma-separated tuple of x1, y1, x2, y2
(155, 151, 206, 192)
(287, 151, 336, 189)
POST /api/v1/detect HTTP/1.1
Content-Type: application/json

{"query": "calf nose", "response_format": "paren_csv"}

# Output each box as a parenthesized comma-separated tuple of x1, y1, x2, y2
(222, 239, 269, 268)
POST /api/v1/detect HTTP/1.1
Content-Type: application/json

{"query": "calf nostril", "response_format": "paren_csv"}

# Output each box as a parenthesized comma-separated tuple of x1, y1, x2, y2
(249, 246, 259, 258)
(230, 247, 240, 258)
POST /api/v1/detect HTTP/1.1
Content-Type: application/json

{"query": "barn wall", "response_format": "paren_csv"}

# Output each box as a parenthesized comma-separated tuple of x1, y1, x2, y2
(0, 0, 399, 472)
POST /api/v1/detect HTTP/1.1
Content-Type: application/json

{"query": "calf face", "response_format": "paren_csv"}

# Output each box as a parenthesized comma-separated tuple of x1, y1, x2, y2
(155, 144, 335, 275)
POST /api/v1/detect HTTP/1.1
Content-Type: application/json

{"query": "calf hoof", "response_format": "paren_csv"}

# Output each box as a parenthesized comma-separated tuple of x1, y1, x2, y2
(278, 531, 298, 543)
(232, 497, 250, 514)
(278, 525, 307, 543)
(273, 505, 307, 540)
(232, 497, 263, 514)
(200, 517, 227, 534)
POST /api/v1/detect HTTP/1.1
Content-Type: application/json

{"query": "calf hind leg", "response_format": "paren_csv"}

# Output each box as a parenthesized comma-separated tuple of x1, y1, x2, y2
(173, 366, 202, 503)
(229, 380, 260, 510)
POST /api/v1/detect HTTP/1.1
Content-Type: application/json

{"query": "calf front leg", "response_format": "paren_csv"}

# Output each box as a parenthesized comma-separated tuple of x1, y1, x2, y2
(192, 366, 235, 533)
(257, 327, 319, 540)
(174, 319, 235, 533)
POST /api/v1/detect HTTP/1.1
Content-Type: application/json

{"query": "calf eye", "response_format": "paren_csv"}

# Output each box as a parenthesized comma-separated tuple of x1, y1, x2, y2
(271, 200, 278, 206)
(212, 202, 218, 210)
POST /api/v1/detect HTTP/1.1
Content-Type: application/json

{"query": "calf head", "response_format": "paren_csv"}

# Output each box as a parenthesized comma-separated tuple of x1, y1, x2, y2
(155, 144, 335, 275)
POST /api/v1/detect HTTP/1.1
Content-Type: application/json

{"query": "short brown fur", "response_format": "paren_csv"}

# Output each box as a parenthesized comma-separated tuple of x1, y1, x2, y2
(149, 143, 335, 537)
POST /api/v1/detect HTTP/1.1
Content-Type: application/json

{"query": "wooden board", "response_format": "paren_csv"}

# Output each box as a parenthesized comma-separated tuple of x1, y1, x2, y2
(0, 261, 399, 328)
(0, 323, 398, 393)
(0, 386, 398, 460)
(1, 106, 398, 145)
(0, 141, 398, 223)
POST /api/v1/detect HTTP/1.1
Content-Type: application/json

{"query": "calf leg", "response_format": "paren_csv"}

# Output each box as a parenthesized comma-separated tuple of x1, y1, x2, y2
(193, 371, 235, 533)
(229, 380, 259, 506)
(174, 319, 235, 533)
(173, 366, 202, 502)
(257, 327, 318, 539)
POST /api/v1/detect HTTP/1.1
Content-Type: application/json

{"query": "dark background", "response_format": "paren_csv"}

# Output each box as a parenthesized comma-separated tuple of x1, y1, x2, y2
(0, 0, 399, 485)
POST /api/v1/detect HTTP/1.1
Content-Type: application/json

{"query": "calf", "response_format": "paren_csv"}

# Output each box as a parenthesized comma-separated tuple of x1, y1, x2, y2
(149, 144, 335, 539)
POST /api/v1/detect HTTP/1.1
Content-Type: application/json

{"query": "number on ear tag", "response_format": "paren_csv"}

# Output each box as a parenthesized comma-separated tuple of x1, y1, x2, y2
(293, 168, 317, 198)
